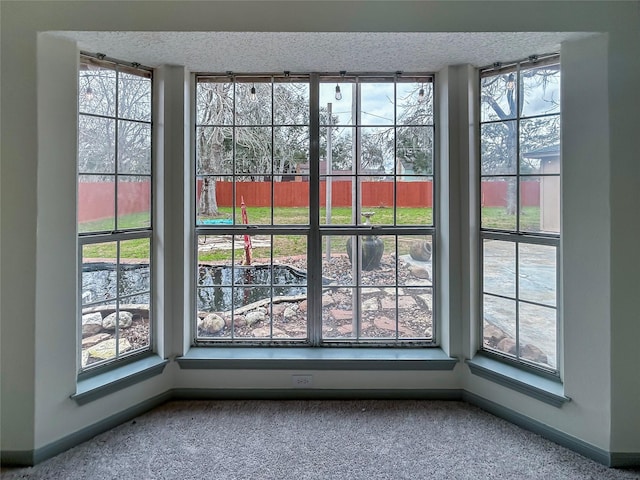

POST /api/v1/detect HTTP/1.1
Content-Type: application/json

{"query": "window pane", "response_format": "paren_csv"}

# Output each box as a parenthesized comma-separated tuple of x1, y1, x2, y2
(79, 64, 116, 117)
(81, 302, 124, 368)
(272, 236, 307, 273)
(361, 180, 393, 221)
(481, 121, 517, 175)
(196, 176, 234, 225)
(397, 126, 433, 176)
(483, 239, 516, 298)
(345, 234, 385, 276)
(519, 302, 557, 369)
(397, 235, 433, 287)
(360, 285, 397, 340)
(322, 235, 354, 285)
(360, 127, 393, 173)
(520, 64, 561, 118)
(274, 81, 309, 125)
(197, 287, 231, 338)
(273, 191, 309, 225)
(481, 178, 517, 230)
(359, 235, 394, 285)
(520, 117, 560, 174)
(483, 295, 516, 356)
(82, 242, 117, 304)
(79, 116, 115, 174)
(198, 238, 237, 286)
(396, 177, 433, 226)
(320, 176, 355, 225)
(481, 73, 517, 122)
(274, 126, 308, 178)
(117, 176, 151, 229)
(320, 126, 354, 172)
(118, 71, 151, 122)
(361, 83, 394, 126)
(398, 287, 433, 339)
(78, 175, 115, 233)
(518, 177, 540, 232)
(197, 82, 233, 125)
(322, 286, 355, 339)
(196, 126, 233, 175)
(234, 127, 272, 175)
(234, 180, 271, 225)
(119, 292, 151, 352)
(397, 82, 433, 126)
(320, 83, 353, 126)
(80, 301, 130, 368)
(518, 243, 557, 307)
(118, 121, 151, 174)
(119, 238, 151, 297)
(235, 82, 271, 125)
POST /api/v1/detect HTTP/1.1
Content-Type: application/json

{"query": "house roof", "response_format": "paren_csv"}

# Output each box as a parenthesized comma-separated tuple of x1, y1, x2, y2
(522, 144, 560, 160)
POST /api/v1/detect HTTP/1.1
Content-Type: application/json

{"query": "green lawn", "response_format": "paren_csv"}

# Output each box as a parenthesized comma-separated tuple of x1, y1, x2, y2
(481, 206, 540, 231)
(80, 212, 151, 260)
(82, 207, 539, 261)
(199, 206, 433, 226)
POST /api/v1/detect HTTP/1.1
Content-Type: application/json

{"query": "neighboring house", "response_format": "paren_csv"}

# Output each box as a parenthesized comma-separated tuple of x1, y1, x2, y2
(522, 144, 560, 233)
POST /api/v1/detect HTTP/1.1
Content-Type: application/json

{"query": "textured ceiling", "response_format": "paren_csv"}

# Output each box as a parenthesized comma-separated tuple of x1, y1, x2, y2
(54, 31, 593, 72)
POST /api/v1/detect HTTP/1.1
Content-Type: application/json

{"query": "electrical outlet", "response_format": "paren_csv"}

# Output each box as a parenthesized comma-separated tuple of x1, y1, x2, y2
(291, 374, 313, 388)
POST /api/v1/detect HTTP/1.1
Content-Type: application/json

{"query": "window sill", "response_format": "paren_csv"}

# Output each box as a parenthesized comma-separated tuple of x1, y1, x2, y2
(466, 354, 570, 407)
(72, 355, 168, 405)
(177, 347, 458, 371)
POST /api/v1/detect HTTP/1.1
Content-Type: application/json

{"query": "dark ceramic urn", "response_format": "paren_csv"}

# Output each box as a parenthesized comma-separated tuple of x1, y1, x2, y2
(346, 212, 384, 271)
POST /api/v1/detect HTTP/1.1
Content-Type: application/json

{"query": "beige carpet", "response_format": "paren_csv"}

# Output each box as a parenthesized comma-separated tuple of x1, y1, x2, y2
(3, 400, 639, 479)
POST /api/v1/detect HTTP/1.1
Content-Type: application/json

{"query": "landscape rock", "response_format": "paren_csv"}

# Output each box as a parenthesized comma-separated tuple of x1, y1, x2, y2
(224, 315, 246, 328)
(483, 324, 507, 347)
(497, 337, 517, 355)
(82, 312, 104, 337)
(521, 344, 548, 364)
(362, 298, 379, 311)
(330, 309, 353, 321)
(271, 304, 287, 316)
(82, 332, 111, 348)
(199, 313, 225, 335)
(245, 310, 266, 327)
(87, 338, 132, 360)
(102, 311, 133, 330)
(409, 265, 431, 280)
(251, 326, 285, 337)
(409, 240, 432, 262)
(283, 306, 298, 320)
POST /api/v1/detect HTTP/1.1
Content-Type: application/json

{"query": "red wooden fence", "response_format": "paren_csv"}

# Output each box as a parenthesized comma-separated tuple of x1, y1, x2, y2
(78, 181, 151, 223)
(79, 180, 540, 222)
(209, 181, 434, 208)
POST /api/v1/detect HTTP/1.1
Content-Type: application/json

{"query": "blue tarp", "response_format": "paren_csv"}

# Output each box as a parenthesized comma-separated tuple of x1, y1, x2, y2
(200, 218, 233, 225)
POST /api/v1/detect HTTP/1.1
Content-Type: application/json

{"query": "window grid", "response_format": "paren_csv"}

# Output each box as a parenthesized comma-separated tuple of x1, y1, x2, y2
(195, 73, 435, 346)
(78, 55, 153, 373)
(479, 56, 560, 374)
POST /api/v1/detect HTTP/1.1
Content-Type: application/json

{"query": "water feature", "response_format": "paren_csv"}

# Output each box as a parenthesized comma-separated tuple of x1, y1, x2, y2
(82, 262, 309, 313)
(197, 264, 308, 312)
(82, 262, 150, 305)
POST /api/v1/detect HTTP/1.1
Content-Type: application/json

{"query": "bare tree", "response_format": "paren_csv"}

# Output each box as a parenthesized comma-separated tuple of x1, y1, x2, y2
(481, 64, 560, 214)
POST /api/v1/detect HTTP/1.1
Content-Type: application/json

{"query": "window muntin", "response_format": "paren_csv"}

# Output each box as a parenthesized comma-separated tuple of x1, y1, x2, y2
(195, 74, 435, 345)
(479, 56, 560, 372)
(78, 55, 153, 372)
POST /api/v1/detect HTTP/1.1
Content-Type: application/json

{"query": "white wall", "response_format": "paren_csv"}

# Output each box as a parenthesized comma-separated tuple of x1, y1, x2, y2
(1, 0, 639, 456)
